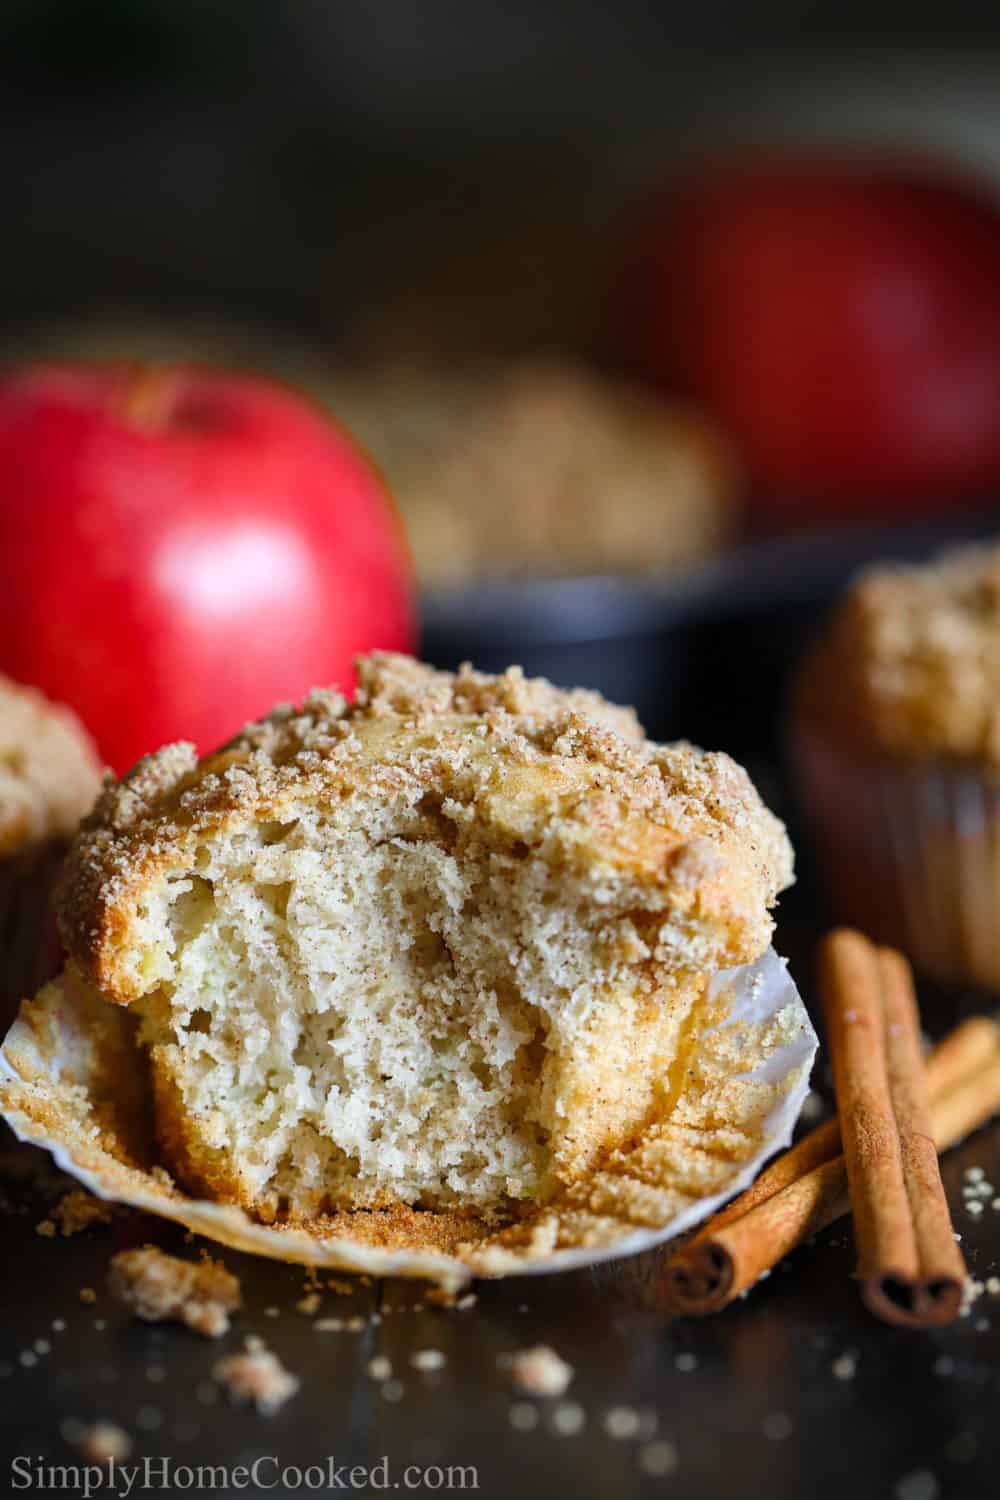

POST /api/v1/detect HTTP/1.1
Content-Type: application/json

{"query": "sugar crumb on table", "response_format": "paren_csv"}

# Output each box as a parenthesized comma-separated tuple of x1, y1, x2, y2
(509, 1345, 574, 1397)
(410, 1348, 447, 1371)
(74, 1422, 133, 1464)
(107, 1245, 240, 1337)
(212, 1347, 299, 1415)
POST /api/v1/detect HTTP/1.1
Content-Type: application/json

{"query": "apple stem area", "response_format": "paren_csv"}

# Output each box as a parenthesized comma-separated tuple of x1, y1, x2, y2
(117, 365, 183, 433)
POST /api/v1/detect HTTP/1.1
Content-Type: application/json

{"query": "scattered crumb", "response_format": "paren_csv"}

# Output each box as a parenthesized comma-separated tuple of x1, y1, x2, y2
(411, 1348, 446, 1372)
(75, 1422, 132, 1464)
(326, 1278, 355, 1296)
(212, 1348, 299, 1415)
(933, 1356, 955, 1376)
(894, 1470, 938, 1500)
(108, 1246, 241, 1338)
(604, 1407, 641, 1440)
(36, 1219, 56, 1237)
(381, 1380, 405, 1403)
(52, 1190, 116, 1236)
(79, 1288, 97, 1305)
(508, 1402, 538, 1432)
(316, 1314, 367, 1333)
(366, 1356, 393, 1382)
(296, 1292, 322, 1316)
(244, 1335, 265, 1352)
(19, 1352, 37, 1368)
(638, 1441, 678, 1476)
(510, 1345, 574, 1398)
(51, 1319, 65, 1333)
(551, 1402, 586, 1436)
(986, 1277, 1000, 1296)
(832, 1353, 857, 1381)
(425, 1286, 458, 1308)
(962, 1279, 985, 1317)
(263, 1306, 280, 1318)
(674, 1352, 698, 1372)
(424, 1287, 478, 1310)
(966, 1201, 984, 1217)
(34, 1339, 50, 1355)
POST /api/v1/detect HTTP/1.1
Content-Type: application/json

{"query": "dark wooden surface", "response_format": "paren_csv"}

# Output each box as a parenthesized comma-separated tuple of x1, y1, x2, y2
(2, 954, 999, 1500)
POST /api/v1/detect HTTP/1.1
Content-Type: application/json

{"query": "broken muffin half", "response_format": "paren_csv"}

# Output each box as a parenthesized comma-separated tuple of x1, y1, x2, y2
(56, 654, 793, 1224)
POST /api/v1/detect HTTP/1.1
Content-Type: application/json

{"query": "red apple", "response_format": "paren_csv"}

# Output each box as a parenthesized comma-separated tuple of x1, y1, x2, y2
(0, 364, 414, 771)
(614, 153, 1000, 516)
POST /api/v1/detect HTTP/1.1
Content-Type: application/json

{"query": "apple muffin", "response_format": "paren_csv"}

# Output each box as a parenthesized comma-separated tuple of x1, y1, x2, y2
(792, 541, 1000, 989)
(0, 675, 101, 1022)
(324, 361, 737, 587)
(56, 653, 792, 1222)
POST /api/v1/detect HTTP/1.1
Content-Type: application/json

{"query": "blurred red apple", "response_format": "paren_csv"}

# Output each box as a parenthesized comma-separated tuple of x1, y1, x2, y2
(615, 153, 1000, 516)
(0, 364, 414, 771)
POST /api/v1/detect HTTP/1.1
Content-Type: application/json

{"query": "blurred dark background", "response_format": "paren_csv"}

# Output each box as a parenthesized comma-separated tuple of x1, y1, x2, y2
(5, 0, 1000, 773)
(5, 0, 1000, 350)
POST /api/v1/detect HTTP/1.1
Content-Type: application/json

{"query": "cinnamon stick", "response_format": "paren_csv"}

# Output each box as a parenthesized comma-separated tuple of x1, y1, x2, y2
(663, 957, 999, 1318)
(869, 945, 967, 1324)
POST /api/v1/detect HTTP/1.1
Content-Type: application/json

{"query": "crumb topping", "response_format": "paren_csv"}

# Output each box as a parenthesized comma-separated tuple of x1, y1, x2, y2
(798, 543, 1000, 764)
(107, 1245, 241, 1337)
(0, 675, 101, 856)
(58, 652, 792, 999)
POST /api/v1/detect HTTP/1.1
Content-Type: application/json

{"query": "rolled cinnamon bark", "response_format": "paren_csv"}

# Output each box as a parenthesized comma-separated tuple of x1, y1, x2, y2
(663, 953, 998, 1319)
(870, 945, 966, 1325)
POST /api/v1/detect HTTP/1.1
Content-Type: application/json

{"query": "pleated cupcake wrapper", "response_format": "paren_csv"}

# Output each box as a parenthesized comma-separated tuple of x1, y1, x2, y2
(0, 949, 816, 1288)
(794, 729, 1000, 991)
(0, 842, 65, 1032)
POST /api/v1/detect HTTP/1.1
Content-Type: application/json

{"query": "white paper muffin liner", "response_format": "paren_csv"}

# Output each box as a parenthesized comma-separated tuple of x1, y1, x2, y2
(0, 948, 815, 1289)
(794, 727, 1000, 991)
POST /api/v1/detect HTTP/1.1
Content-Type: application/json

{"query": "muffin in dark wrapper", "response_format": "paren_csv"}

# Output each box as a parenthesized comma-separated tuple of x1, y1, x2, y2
(791, 542, 1000, 992)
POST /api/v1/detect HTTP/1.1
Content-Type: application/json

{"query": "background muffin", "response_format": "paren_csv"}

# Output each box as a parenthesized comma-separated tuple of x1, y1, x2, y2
(323, 360, 738, 588)
(791, 542, 1000, 990)
(0, 675, 102, 1023)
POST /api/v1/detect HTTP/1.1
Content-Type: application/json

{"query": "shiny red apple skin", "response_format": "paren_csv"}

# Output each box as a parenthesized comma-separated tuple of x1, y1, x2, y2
(0, 364, 414, 772)
(616, 155, 1000, 516)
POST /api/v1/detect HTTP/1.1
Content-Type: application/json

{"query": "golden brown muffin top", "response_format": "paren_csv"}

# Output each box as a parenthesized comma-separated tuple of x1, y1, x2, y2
(0, 676, 102, 857)
(325, 361, 738, 585)
(797, 542, 1000, 765)
(59, 653, 793, 1001)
